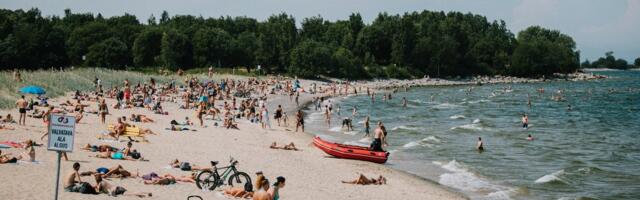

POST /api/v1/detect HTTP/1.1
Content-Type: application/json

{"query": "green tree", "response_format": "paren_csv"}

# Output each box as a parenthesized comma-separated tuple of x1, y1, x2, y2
(160, 30, 191, 69)
(132, 28, 162, 67)
(288, 40, 332, 78)
(635, 57, 640, 67)
(85, 37, 129, 69)
(192, 28, 232, 67)
(510, 26, 579, 77)
(66, 21, 110, 65)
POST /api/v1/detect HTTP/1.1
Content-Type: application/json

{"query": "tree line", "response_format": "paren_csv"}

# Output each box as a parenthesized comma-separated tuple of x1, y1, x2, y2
(581, 51, 640, 70)
(1, 8, 583, 78)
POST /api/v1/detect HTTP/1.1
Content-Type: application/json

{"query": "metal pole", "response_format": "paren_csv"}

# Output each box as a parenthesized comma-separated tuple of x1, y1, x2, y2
(54, 151, 62, 200)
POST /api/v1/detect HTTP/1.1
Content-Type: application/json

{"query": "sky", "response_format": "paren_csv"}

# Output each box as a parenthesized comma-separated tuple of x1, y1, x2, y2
(2, 0, 639, 62)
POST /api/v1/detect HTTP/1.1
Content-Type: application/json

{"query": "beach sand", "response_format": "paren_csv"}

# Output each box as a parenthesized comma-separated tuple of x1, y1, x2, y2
(0, 79, 466, 200)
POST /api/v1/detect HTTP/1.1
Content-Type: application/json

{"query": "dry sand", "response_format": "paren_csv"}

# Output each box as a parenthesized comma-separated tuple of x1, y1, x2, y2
(0, 79, 466, 200)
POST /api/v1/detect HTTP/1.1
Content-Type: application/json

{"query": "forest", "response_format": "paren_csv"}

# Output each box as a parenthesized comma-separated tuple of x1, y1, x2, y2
(0, 8, 591, 78)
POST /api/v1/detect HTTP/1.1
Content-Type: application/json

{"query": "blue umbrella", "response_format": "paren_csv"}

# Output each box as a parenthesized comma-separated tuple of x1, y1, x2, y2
(19, 86, 46, 95)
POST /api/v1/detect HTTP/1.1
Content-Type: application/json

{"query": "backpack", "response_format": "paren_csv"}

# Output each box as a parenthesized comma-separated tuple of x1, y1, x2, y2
(78, 182, 97, 194)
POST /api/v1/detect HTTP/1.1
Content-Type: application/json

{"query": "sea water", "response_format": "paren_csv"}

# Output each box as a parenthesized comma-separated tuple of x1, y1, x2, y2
(305, 71, 640, 200)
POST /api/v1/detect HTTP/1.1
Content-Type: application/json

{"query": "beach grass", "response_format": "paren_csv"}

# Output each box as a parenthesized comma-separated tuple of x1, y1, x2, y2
(0, 67, 253, 109)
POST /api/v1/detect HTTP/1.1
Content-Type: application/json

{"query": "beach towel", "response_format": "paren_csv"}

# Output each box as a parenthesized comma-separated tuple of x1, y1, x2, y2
(0, 141, 23, 148)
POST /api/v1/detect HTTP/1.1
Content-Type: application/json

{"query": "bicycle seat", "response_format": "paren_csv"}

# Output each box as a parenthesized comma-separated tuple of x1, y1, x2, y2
(211, 161, 219, 166)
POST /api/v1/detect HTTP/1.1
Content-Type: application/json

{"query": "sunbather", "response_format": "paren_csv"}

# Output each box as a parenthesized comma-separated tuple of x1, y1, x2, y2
(341, 174, 387, 185)
(269, 142, 299, 151)
(170, 159, 210, 171)
(94, 175, 152, 198)
(130, 114, 154, 123)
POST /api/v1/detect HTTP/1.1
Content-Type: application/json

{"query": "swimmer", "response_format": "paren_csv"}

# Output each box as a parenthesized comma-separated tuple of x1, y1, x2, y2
(527, 134, 534, 141)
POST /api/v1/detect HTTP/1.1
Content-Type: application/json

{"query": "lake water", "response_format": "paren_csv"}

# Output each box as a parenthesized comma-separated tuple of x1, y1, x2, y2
(305, 71, 640, 200)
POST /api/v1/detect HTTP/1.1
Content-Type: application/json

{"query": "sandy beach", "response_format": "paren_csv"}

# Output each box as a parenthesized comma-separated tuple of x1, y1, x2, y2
(0, 77, 466, 200)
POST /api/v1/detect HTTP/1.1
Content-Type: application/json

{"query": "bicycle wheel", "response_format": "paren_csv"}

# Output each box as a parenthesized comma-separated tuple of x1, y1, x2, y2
(196, 170, 220, 190)
(227, 171, 252, 187)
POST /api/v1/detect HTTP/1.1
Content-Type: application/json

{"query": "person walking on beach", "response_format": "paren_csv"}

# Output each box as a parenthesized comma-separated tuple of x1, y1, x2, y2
(15, 95, 27, 125)
(275, 105, 283, 126)
(370, 122, 386, 151)
(522, 114, 529, 129)
(324, 105, 331, 126)
(295, 110, 304, 132)
(99, 99, 108, 124)
(363, 116, 370, 137)
(208, 66, 213, 78)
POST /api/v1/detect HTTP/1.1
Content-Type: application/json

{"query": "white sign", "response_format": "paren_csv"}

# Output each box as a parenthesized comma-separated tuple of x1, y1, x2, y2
(47, 114, 76, 152)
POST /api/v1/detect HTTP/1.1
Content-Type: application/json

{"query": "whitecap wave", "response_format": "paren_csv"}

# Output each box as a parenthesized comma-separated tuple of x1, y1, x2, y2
(433, 103, 462, 109)
(534, 170, 566, 184)
(451, 123, 485, 131)
(473, 118, 481, 124)
(392, 125, 423, 131)
(450, 115, 466, 119)
(328, 126, 342, 132)
(434, 160, 514, 199)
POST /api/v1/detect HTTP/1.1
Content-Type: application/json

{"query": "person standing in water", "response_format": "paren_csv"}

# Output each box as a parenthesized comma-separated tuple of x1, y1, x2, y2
(522, 114, 529, 129)
(363, 116, 370, 137)
(476, 137, 484, 151)
(402, 97, 407, 108)
(370, 122, 386, 152)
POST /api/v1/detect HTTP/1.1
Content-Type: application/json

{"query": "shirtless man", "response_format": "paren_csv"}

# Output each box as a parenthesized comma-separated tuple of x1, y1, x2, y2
(63, 162, 83, 192)
(522, 114, 529, 129)
(15, 95, 27, 125)
(363, 116, 370, 137)
(370, 122, 385, 152)
(114, 118, 127, 139)
(476, 137, 484, 151)
(295, 110, 304, 132)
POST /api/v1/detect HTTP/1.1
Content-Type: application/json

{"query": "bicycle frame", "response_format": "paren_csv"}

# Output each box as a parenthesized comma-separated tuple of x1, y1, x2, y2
(215, 165, 237, 181)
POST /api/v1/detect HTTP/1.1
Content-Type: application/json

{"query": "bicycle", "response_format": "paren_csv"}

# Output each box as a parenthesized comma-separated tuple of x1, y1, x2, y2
(195, 158, 251, 191)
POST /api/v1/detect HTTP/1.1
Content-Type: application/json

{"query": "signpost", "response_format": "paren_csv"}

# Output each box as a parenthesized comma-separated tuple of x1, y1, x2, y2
(47, 114, 76, 200)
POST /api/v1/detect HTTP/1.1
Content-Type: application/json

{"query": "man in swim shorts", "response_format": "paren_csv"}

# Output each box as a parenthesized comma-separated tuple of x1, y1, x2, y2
(15, 95, 27, 125)
(370, 122, 385, 152)
(522, 114, 529, 129)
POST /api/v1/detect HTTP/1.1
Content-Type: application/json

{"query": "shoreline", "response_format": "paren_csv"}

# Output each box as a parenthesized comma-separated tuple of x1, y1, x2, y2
(0, 77, 467, 200)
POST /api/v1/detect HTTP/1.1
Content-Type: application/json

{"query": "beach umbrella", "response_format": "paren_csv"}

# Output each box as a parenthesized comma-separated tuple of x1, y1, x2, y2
(19, 85, 46, 95)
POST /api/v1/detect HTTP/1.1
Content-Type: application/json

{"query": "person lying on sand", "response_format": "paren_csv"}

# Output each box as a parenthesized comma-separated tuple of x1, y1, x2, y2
(0, 149, 19, 164)
(0, 124, 15, 130)
(170, 159, 210, 171)
(92, 148, 146, 161)
(82, 143, 118, 152)
(224, 173, 269, 199)
(94, 175, 152, 198)
(81, 165, 139, 179)
(28, 110, 45, 118)
(130, 114, 154, 123)
(1, 114, 16, 123)
(269, 142, 299, 151)
(143, 173, 195, 185)
(342, 174, 386, 185)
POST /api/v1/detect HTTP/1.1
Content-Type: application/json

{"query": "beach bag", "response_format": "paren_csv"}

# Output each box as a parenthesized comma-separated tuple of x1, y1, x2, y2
(78, 182, 97, 194)
(180, 162, 192, 171)
(130, 151, 141, 159)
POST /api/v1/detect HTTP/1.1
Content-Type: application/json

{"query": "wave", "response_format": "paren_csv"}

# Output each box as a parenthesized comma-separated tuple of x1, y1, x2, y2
(473, 118, 481, 124)
(450, 115, 466, 119)
(450, 123, 485, 131)
(401, 136, 441, 149)
(534, 170, 566, 184)
(328, 126, 342, 132)
(392, 125, 423, 131)
(433, 103, 462, 109)
(434, 160, 514, 199)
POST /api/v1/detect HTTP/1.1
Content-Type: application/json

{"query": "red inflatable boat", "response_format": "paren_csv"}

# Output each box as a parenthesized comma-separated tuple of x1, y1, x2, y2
(313, 136, 389, 164)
